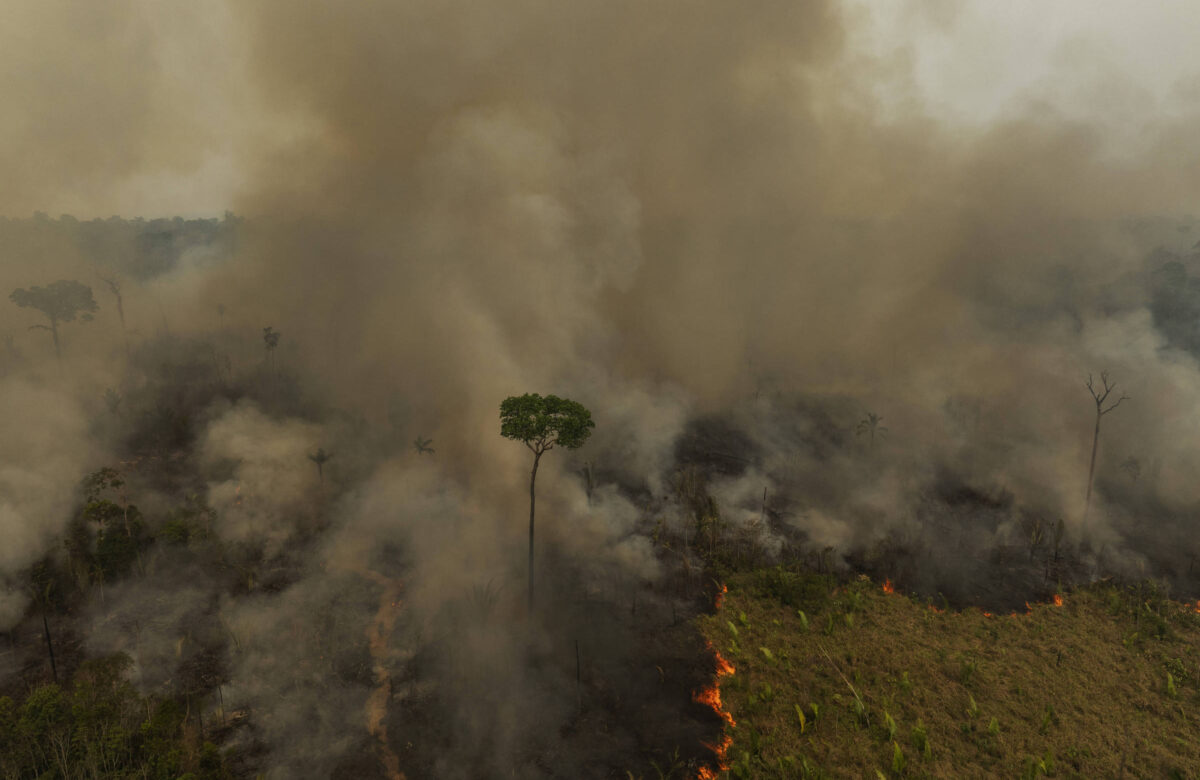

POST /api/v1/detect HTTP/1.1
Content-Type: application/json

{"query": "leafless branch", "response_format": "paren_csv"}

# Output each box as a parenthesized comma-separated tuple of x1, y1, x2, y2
(96, 272, 120, 294)
(1100, 393, 1129, 416)
(1087, 371, 1129, 415)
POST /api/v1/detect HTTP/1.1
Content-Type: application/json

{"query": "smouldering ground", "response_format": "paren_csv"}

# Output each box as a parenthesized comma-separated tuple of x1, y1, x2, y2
(696, 569, 1200, 779)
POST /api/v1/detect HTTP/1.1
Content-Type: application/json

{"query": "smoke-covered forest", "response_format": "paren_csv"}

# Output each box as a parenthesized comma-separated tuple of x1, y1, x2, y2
(5, 2, 1200, 778)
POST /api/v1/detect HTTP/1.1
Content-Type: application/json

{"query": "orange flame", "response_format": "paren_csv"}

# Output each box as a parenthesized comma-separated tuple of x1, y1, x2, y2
(982, 612, 992, 617)
(714, 583, 728, 611)
(1194, 600, 1200, 615)
(1052, 594, 1063, 607)
(882, 579, 894, 594)
(1025, 601, 1033, 613)
(929, 605, 943, 613)
(694, 641, 736, 778)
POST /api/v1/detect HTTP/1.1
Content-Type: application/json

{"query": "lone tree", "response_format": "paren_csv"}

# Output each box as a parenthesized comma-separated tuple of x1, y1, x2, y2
(97, 271, 130, 356)
(308, 448, 333, 481)
(1084, 372, 1129, 525)
(500, 393, 594, 610)
(9, 280, 98, 359)
(96, 272, 126, 332)
(262, 326, 280, 369)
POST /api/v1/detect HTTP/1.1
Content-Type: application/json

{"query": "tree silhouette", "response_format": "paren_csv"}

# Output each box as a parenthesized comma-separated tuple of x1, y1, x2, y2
(9, 280, 98, 359)
(97, 272, 125, 332)
(1084, 372, 1129, 526)
(262, 326, 280, 357)
(856, 412, 887, 448)
(413, 436, 435, 455)
(308, 448, 333, 481)
(500, 393, 594, 611)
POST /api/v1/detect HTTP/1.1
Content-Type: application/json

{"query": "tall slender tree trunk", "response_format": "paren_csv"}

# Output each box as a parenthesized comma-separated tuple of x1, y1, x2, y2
(50, 320, 60, 361)
(528, 452, 541, 612)
(1084, 411, 1102, 526)
(42, 612, 57, 682)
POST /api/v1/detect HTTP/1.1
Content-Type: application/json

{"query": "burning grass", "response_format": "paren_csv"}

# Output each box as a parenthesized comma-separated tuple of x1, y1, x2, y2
(698, 572, 1200, 778)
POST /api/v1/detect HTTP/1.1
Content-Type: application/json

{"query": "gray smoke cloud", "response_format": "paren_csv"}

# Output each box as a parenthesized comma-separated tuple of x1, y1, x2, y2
(5, 0, 1200, 774)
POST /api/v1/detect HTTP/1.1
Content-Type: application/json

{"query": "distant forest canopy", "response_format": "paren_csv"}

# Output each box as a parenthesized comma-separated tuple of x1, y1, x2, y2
(0, 212, 241, 282)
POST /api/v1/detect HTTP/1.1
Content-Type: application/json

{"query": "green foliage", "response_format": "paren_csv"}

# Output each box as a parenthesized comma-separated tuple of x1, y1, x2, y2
(82, 467, 124, 501)
(1021, 753, 1052, 779)
(959, 657, 979, 687)
(884, 710, 897, 740)
(911, 721, 931, 759)
(161, 493, 217, 546)
(853, 695, 868, 727)
(648, 745, 686, 779)
(10, 279, 98, 323)
(752, 566, 833, 611)
(891, 741, 905, 774)
(499, 393, 595, 452)
(1039, 704, 1057, 734)
(0, 654, 230, 778)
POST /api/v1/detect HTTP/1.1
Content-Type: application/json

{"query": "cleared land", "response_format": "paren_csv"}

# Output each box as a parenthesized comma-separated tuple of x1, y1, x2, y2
(696, 569, 1200, 779)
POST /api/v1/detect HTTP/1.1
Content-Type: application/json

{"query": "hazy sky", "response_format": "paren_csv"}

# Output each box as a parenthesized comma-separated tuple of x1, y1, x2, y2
(852, 1, 1200, 126)
(3, 1, 1200, 219)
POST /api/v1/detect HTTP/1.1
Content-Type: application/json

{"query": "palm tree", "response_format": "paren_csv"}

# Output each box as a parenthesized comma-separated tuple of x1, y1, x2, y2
(856, 412, 887, 448)
(308, 448, 333, 481)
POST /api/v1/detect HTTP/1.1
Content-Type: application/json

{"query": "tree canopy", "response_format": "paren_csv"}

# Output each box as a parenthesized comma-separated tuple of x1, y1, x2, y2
(500, 393, 594, 611)
(500, 393, 595, 455)
(9, 279, 98, 358)
(10, 279, 98, 324)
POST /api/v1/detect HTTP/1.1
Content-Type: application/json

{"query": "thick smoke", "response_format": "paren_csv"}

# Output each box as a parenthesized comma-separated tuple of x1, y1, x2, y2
(5, 0, 1200, 775)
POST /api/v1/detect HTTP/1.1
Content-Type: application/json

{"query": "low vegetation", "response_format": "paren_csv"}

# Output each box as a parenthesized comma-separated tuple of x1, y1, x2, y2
(698, 569, 1200, 778)
(0, 654, 230, 779)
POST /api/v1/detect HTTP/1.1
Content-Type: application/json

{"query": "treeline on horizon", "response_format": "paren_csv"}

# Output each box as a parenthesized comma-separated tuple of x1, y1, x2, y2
(0, 212, 241, 283)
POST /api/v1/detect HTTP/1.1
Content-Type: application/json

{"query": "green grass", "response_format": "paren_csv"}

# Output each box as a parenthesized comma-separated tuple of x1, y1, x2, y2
(697, 570, 1200, 779)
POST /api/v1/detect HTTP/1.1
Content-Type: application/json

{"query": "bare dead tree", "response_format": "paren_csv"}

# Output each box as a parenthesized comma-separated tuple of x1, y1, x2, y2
(97, 272, 125, 332)
(1084, 372, 1130, 526)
